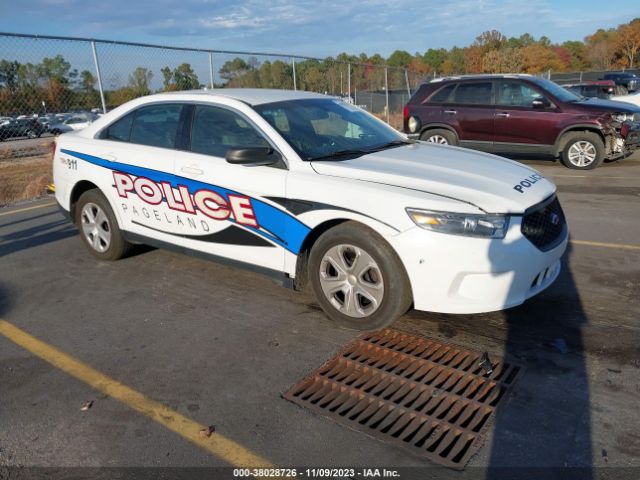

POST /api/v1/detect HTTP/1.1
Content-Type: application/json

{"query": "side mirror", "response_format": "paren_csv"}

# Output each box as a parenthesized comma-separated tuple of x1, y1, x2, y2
(225, 147, 281, 166)
(532, 97, 551, 109)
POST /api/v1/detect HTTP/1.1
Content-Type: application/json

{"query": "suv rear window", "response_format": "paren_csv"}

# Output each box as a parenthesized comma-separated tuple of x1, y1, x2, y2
(427, 84, 456, 103)
(452, 82, 493, 105)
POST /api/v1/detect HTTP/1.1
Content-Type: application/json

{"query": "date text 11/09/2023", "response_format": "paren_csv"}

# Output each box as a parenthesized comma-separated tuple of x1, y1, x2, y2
(232, 468, 401, 478)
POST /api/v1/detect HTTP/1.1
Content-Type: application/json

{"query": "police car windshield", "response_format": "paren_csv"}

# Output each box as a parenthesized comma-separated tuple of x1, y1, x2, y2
(254, 98, 407, 161)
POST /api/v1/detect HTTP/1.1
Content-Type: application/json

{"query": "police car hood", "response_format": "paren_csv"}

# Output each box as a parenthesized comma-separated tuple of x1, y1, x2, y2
(310, 143, 556, 214)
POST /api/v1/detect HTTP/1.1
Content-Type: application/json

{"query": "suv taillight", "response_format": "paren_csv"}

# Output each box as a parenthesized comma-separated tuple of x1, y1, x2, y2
(50, 140, 57, 162)
(403, 105, 409, 121)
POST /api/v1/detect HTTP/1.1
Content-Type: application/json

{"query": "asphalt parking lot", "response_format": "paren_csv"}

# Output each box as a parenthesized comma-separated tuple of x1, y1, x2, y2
(1, 153, 639, 478)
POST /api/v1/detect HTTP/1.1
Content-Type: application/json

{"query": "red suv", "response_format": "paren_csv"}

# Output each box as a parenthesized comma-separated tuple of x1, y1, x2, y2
(403, 74, 640, 170)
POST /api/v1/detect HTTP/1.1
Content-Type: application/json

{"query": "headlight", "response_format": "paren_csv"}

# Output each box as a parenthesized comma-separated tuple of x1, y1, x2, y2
(613, 113, 632, 122)
(408, 116, 421, 133)
(406, 208, 510, 238)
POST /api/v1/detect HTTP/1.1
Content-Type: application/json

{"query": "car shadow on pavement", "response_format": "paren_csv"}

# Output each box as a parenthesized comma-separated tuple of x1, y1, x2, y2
(0, 219, 77, 257)
(0, 282, 15, 317)
(486, 241, 593, 480)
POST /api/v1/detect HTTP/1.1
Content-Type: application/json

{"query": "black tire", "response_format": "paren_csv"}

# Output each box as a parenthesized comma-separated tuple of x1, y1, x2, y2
(420, 128, 458, 146)
(75, 189, 132, 261)
(560, 132, 605, 170)
(308, 221, 412, 331)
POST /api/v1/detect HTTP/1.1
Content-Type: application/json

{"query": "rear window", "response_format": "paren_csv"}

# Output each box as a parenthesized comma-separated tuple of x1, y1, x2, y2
(103, 112, 134, 142)
(129, 104, 182, 149)
(452, 82, 493, 105)
(427, 84, 456, 103)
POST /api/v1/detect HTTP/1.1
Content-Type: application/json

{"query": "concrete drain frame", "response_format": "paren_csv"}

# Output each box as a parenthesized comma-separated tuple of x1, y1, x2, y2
(284, 328, 524, 469)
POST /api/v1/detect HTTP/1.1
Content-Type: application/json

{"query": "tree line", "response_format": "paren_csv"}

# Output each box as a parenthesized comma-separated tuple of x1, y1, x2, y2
(0, 18, 638, 115)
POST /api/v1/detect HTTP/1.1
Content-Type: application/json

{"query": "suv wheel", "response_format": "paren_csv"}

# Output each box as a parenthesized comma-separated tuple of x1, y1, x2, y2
(308, 221, 412, 331)
(420, 128, 457, 146)
(75, 189, 132, 261)
(560, 132, 604, 170)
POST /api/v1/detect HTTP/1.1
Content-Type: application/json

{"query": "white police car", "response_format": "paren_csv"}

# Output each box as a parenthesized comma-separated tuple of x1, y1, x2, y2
(53, 89, 568, 330)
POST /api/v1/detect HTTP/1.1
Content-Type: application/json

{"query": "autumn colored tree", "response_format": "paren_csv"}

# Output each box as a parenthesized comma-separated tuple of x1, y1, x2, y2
(586, 28, 619, 70)
(616, 19, 640, 68)
(482, 48, 523, 73)
(521, 44, 564, 73)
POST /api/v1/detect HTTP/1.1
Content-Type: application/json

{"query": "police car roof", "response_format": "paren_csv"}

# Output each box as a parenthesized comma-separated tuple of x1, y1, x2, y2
(161, 88, 330, 105)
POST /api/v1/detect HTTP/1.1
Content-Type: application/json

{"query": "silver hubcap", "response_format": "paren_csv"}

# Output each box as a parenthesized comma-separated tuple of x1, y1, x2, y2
(567, 141, 596, 167)
(427, 134, 448, 145)
(319, 244, 384, 318)
(81, 203, 111, 253)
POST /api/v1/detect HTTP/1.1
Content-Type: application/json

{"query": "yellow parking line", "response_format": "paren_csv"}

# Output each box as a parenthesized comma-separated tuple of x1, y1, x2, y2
(571, 239, 640, 251)
(0, 320, 273, 468)
(0, 202, 57, 218)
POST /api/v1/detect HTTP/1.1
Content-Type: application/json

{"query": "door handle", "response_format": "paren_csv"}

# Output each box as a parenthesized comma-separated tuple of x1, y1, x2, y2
(180, 165, 204, 176)
(496, 112, 510, 118)
(444, 109, 457, 115)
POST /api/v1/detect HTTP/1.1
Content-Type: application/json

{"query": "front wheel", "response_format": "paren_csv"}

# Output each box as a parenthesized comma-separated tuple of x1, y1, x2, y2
(75, 189, 132, 261)
(308, 222, 412, 331)
(560, 132, 604, 170)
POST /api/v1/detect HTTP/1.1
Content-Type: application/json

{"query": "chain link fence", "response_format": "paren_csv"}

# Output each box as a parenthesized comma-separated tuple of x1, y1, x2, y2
(0, 32, 424, 162)
(548, 68, 640, 85)
(2, 31, 638, 204)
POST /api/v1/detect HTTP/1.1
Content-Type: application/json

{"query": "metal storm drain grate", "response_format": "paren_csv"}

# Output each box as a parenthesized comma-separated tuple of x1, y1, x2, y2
(284, 328, 524, 469)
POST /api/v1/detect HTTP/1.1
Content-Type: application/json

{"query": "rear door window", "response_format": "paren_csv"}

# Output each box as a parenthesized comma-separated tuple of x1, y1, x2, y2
(129, 104, 182, 149)
(452, 82, 493, 105)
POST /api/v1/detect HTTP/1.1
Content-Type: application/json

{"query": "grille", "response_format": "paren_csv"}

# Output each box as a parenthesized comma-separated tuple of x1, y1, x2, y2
(284, 329, 524, 469)
(521, 196, 566, 251)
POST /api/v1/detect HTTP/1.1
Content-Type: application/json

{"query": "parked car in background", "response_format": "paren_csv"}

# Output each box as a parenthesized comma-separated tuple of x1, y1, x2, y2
(565, 81, 627, 99)
(36, 114, 59, 132)
(612, 91, 640, 108)
(0, 118, 45, 141)
(403, 74, 640, 170)
(49, 115, 93, 135)
(603, 72, 640, 92)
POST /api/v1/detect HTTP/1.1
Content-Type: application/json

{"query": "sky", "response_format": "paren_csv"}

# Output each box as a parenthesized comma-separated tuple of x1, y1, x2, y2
(0, 0, 638, 58)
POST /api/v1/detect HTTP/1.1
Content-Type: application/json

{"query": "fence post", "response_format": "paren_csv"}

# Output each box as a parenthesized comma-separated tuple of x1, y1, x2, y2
(208, 52, 214, 88)
(384, 66, 389, 124)
(90, 41, 107, 114)
(404, 69, 411, 96)
(292, 59, 297, 91)
(579, 71, 583, 82)
(348, 63, 351, 102)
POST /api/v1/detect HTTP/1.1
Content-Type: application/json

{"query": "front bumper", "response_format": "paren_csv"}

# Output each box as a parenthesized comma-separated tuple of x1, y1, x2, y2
(388, 216, 568, 314)
(621, 121, 640, 147)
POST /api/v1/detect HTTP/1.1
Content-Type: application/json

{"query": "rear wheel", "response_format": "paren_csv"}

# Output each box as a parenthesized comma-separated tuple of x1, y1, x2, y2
(308, 222, 412, 331)
(560, 132, 604, 170)
(75, 189, 132, 261)
(420, 128, 457, 146)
